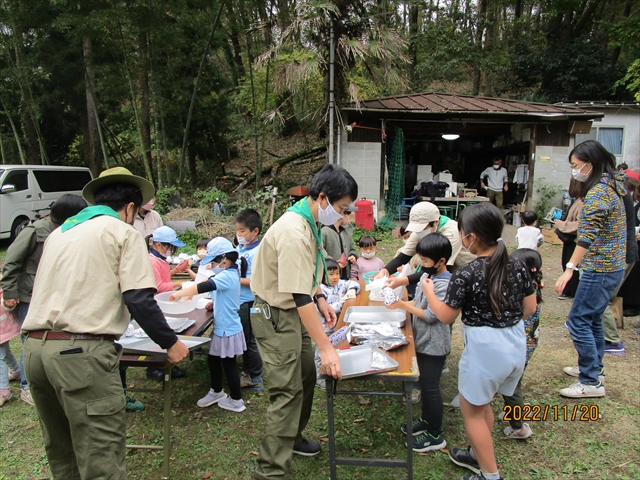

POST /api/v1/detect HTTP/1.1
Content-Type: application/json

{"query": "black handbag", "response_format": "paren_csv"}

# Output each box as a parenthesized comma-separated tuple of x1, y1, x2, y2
(554, 228, 577, 244)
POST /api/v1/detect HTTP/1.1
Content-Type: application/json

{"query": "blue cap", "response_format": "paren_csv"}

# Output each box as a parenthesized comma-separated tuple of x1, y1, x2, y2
(200, 237, 236, 266)
(151, 226, 185, 247)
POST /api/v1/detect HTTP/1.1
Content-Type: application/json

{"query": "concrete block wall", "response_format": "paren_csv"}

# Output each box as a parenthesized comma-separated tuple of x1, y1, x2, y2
(340, 141, 383, 207)
(532, 145, 572, 209)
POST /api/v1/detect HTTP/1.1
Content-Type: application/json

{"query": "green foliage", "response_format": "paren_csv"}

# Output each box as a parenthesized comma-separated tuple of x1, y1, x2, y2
(615, 59, 640, 101)
(154, 187, 179, 215)
(193, 187, 229, 208)
(226, 185, 289, 221)
(176, 228, 202, 254)
(534, 179, 563, 224)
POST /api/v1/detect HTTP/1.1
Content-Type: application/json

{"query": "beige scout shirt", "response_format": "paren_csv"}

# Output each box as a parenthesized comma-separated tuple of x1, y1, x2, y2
(251, 211, 322, 310)
(22, 216, 157, 336)
(134, 209, 163, 237)
(399, 218, 475, 269)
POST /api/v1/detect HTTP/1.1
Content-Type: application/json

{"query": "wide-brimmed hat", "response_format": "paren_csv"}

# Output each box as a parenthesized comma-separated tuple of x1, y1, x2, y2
(83, 167, 155, 206)
(407, 202, 440, 232)
(200, 237, 236, 266)
(152, 226, 185, 248)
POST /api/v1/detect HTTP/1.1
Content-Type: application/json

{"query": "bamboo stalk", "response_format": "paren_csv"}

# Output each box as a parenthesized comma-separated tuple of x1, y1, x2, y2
(0, 97, 27, 165)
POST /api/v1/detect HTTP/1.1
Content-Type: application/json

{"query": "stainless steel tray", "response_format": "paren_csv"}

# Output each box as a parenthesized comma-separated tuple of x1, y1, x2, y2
(343, 306, 406, 328)
(116, 335, 210, 355)
(334, 344, 399, 379)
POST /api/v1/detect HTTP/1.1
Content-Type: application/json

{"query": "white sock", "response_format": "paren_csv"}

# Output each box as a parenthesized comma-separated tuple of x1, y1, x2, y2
(482, 471, 501, 480)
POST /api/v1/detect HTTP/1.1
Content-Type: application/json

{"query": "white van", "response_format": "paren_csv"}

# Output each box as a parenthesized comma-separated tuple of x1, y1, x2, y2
(0, 165, 93, 240)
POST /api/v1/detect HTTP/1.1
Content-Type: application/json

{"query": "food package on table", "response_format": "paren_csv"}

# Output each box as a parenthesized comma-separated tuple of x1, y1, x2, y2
(329, 325, 351, 346)
(381, 287, 399, 306)
(350, 323, 407, 350)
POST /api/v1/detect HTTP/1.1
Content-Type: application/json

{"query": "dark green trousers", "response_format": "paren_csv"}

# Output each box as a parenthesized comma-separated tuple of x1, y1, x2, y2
(251, 297, 316, 479)
(24, 336, 126, 480)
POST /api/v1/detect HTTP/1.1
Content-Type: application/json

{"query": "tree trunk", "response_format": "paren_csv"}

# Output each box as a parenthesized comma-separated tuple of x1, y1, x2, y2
(83, 36, 103, 176)
(472, 0, 488, 96)
(138, 31, 154, 183)
(225, 0, 246, 84)
(0, 97, 27, 165)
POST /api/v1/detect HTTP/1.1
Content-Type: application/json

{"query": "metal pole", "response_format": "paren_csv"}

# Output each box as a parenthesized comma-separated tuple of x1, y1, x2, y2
(328, 15, 335, 164)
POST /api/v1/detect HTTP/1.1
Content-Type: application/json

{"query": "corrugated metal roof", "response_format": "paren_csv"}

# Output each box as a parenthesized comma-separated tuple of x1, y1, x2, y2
(343, 92, 598, 116)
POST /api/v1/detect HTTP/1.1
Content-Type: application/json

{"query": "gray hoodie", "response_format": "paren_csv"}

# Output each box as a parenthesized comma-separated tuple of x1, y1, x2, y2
(412, 271, 452, 356)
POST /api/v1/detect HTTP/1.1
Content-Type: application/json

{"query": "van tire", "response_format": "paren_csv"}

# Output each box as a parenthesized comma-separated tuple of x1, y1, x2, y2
(10, 216, 30, 242)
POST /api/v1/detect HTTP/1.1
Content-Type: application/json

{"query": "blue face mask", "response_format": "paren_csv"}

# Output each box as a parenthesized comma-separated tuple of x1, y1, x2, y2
(211, 265, 224, 275)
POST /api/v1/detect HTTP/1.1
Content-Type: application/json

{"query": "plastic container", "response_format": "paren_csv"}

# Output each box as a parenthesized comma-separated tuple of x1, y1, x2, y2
(155, 291, 199, 315)
(355, 198, 374, 230)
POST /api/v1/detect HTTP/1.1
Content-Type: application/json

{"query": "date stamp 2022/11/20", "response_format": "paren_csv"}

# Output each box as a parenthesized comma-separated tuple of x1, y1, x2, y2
(502, 404, 600, 422)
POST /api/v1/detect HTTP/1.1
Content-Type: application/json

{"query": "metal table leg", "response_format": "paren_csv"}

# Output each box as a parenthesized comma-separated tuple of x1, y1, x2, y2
(404, 381, 413, 480)
(327, 377, 337, 480)
(162, 365, 172, 479)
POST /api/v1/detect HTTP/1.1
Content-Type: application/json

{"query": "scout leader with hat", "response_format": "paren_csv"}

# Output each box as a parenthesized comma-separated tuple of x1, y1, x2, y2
(249, 164, 358, 479)
(22, 167, 189, 480)
(376, 201, 476, 286)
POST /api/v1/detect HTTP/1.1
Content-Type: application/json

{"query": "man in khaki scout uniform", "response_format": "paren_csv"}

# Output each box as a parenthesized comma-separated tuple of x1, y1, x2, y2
(22, 167, 189, 480)
(250, 164, 358, 478)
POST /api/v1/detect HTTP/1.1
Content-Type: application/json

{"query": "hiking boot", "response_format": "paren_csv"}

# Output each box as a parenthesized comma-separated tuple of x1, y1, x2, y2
(604, 341, 625, 355)
(146, 368, 164, 380)
(20, 389, 34, 406)
(559, 381, 605, 398)
(240, 374, 264, 391)
(197, 389, 227, 408)
(171, 366, 186, 378)
(401, 417, 429, 436)
(504, 423, 533, 439)
(218, 397, 246, 413)
(8, 370, 20, 381)
(449, 446, 480, 474)
(125, 395, 145, 412)
(412, 432, 446, 452)
(293, 438, 321, 457)
(563, 366, 605, 384)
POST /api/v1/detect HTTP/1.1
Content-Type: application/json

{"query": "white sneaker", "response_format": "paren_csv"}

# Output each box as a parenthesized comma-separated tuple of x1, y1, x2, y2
(504, 423, 533, 439)
(562, 366, 605, 384)
(559, 381, 605, 398)
(197, 389, 227, 408)
(218, 397, 246, 412)
(20, 389, 34, 406)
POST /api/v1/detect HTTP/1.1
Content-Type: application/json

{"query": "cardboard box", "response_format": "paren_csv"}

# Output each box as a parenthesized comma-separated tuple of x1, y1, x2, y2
(541, 226, 562, 245)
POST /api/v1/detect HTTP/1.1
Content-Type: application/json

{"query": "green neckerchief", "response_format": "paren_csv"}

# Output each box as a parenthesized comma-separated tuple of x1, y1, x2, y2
(436, 215, 450, 233)
(61, 205, 121, 232)
(287, 196, 328, 287)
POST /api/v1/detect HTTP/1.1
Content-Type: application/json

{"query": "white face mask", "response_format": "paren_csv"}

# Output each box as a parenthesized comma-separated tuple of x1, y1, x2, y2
(493, 164, 501, 170)
(571, 163, 592, 182)
(317, 198, 344, 226)
(211, 265, 224, 275)
(461, 233, 475, 253)
(361, 251, 376, 259)
(237, 235, 251, 246)
(197, 250, 207, 259)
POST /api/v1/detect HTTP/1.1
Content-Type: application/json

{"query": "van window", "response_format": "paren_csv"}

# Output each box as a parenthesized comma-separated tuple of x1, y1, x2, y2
(33, 170, 92, 192)
(2, 170, 29, 192)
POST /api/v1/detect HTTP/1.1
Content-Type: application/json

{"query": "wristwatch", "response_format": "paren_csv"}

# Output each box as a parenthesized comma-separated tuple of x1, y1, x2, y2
(313, 293, 327, 303)
(566, 262, 577, 270)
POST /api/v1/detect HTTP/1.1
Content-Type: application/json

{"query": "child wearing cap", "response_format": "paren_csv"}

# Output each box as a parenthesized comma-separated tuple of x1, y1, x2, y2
(146, 225, 193, 380)
(321, 207, 358, 280)
(147, 226, 195, 293)
(170, 237, 248, 412)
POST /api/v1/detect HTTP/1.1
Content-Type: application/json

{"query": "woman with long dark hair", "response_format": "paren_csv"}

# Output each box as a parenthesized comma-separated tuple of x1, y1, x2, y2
(554, 140, 627, 398)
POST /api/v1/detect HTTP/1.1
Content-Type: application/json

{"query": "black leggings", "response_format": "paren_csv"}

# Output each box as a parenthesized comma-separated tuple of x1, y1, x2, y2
(208, 355, 242, 400)
(561, 240, 580, 297)
(416, 352, 447, 437)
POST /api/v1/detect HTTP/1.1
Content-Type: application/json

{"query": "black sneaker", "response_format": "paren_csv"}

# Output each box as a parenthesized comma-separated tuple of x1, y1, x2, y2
(449, 446, 480, 474)
(146, 368, 164, 380)
(558, 294, 571, 300)
(293, 438, 321, 457)
(171, 366, 187, 378)
(412, 432, 446, 452)
(401, 417, 429, 437)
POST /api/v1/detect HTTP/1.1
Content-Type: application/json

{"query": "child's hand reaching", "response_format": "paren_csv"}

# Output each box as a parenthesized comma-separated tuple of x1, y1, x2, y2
(421, 278, 435, 297)
(385, 299, 403, 310)
(344, 289, 357, 300)
(168, 292, 182, 302)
